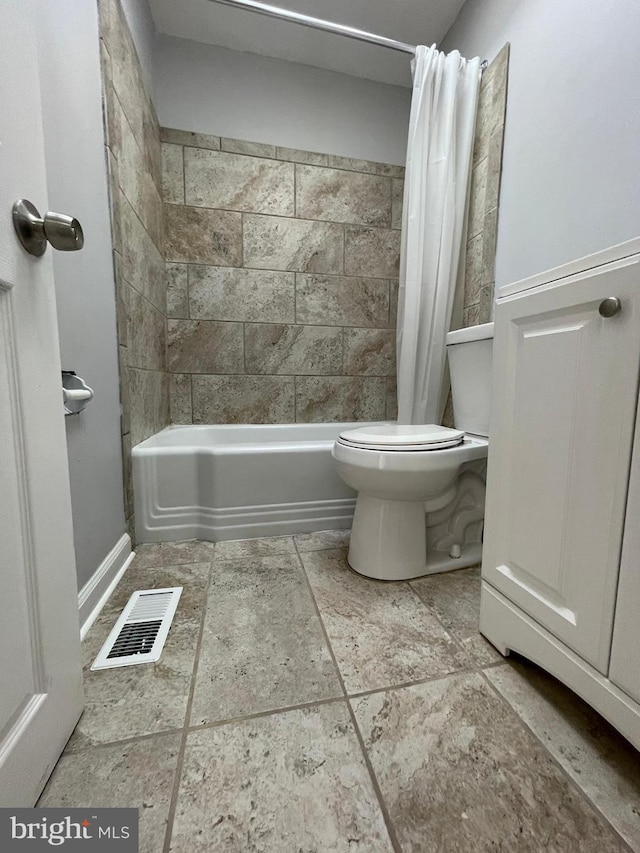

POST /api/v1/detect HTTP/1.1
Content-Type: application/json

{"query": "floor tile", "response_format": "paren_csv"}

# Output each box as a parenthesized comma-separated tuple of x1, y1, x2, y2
(39, 733, 181, 853)
(486, 659, 640, 851)
(294, 528, 351, 551)
(69, 562, 210, 749)
(410, 566, 504, 665)
(171, 702, 393, 852)
(302, 549, 469, 694)
(190, 554, 342, 725)
(162, 540, 216, 564)
(214, 535, 296, 561)
(133, 540, 215, 567)
(351, 673, 629, 852)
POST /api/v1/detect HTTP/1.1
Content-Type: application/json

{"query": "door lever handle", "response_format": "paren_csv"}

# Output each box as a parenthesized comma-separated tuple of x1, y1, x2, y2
(12, 199, 84, 257)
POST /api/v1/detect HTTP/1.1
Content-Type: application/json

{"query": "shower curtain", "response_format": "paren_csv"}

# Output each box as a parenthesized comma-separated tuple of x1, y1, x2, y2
(396, 44, 481, 425)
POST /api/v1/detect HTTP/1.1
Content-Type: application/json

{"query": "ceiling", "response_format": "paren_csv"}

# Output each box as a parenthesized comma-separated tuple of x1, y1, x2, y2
(148, 0, 467, 88)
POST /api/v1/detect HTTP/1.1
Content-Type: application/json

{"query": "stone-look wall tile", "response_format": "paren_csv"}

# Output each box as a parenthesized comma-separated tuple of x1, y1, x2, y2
(161, 143, 184, 204)
(170, 373, 192, 423)
(467, 155, 488, 240)
(376, 163, 405, 178)
(113, 250, 127, 348)
(98, 0, 145, 148)
(165, 204, 242, 266)
(391, 178, 404, 230)
(221, 137, 276, 158)
(453, 43, 509, 350)
(192, 375, 295, 424)
(126, 284, 166, 371)
(142, 94, 162, 193)
(159, 130, 404, 425)
(326, 154, 377, 174)
(482, 207, 499, 287)
(118, 191, 165, 313)
(189, 266, 295, 324)
(185, 148, 294, 216)
(490, 44, 510, 127)
(389, 280, 399, 329)
(345, 226, 401, 278)
(463, 304, 480, 328)
(244, 324, 343, 375)
(464, 233, 483, 307)
(129, 368, 170, 447)
(167, 319, 244, 374)
(478, 284, 495, 324)
(295, 275, 389, 328)
(122, 432, 133, 520)
(161, 127, 221, 149)
(107, 151, 122, 253)
(99, 0, 168, 538)
(343, 328, 395, 376)
(473, 72, 495, 166)
(296, 165, 392, 227)
(275, 146, 329, 166)
(296, 377, 386, 422)
(118, 345, 131, 436)
(166, 262, 189, 319)
(112, 97, 163, 251)
(386, 375, 398, 420)
(243, 214, 344, 274)
(485, 127, 504, 219)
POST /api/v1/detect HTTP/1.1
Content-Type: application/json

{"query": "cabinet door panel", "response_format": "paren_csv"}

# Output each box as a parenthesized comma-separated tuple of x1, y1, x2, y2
(609, 396, 640, 702)
(482, 256, 640, 672)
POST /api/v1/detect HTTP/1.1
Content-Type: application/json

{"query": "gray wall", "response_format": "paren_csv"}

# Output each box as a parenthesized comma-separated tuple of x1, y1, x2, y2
(120, 0, 156, 96)
(442, 0, 640, 288)
(36, 0, 126, 589)
(153, 36, 412, 166)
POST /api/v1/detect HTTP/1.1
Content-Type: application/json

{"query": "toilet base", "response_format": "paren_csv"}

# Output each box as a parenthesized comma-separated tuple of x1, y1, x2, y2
(347, 493, 483, 581)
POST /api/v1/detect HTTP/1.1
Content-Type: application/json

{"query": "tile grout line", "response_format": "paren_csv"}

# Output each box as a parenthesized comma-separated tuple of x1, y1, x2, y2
(161, 555, 216, 853)
(292, 540, 404, 853)
(477, 666, 637, 853)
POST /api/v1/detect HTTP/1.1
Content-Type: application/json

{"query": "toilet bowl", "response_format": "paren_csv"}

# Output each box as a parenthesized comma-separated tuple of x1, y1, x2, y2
(333, 322, 494, 581)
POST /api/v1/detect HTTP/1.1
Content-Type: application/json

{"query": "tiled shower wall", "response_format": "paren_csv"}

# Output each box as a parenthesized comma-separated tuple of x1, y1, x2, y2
(99, 0, 168, 537)
(461, 44, 510, 327)
(161, 132, 404, 423)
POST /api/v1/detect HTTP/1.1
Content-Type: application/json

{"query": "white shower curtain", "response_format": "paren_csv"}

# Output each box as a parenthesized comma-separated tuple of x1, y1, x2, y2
(396, 44, 481, 425)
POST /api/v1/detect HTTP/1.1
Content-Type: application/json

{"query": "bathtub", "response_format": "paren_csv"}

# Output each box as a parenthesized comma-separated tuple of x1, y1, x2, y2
(132, 422, 386, 544)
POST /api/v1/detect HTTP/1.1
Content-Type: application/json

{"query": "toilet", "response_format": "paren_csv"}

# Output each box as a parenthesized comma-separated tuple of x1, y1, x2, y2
(333, 322, 494, 581)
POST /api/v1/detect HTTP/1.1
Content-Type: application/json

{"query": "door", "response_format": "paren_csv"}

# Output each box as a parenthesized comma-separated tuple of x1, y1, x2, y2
(0, 0, 83, 805)
(481, 254, 640, 673)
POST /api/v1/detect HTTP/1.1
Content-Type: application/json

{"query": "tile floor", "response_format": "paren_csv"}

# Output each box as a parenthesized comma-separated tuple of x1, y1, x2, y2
(39, 532, 640, 852)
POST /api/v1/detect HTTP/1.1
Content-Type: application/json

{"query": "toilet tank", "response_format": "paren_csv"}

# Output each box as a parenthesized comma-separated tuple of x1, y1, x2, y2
(445, 322, 494, 437)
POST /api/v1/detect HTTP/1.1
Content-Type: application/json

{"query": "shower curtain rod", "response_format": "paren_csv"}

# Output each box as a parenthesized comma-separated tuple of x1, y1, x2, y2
(208, 0, 417, 54)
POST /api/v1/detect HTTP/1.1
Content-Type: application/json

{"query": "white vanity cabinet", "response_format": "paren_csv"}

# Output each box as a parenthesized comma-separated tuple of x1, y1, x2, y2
(480, 238, 640, 749)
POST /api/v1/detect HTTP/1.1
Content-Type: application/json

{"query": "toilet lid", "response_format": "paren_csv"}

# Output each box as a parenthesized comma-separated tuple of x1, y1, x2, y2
(338, 424, 465, 451)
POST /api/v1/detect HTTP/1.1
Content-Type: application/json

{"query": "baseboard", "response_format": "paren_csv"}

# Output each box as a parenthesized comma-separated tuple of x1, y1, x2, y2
(78, 533, 134, 640)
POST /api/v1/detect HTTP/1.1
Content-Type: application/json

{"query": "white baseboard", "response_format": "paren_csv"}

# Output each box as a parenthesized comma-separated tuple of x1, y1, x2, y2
(78, 533, 134, 640)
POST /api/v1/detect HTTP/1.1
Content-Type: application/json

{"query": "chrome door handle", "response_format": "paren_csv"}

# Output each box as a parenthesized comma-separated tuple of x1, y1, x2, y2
(12, 199, 84, 257)
(598, 297, 622, 318)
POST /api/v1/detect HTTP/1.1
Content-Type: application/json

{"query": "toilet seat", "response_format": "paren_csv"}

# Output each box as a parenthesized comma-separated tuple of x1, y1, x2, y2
(337, 424, 465, 452)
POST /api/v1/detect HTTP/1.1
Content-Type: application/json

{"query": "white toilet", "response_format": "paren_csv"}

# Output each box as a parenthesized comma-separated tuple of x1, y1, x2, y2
(333, 322, 494, 581)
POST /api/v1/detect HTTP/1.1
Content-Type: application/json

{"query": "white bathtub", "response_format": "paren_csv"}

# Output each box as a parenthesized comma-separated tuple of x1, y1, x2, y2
(132, 422, 386, 544)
